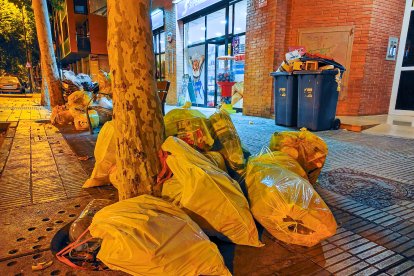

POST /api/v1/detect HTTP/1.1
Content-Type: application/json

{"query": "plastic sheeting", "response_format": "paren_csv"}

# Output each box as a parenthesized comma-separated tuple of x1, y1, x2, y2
(83, 121, 116, 188)
(246, 153, 337, 247)
(269, 128, 328, 184)
(89, 195, 231, 276)
(161, 136, 262, 247)
(209, 110, 245, 172)
(69, 199, 113, 242)
(164, 108, 214, 151)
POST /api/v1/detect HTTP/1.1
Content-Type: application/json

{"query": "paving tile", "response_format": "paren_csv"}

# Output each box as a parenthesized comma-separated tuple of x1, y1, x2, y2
(357, 246, 387, 260)
(383, 236, 411, 250)
(327, 231, 354, 242)
(365, 250, 396, 265)
(366, 212, 391, 222)
(311, 247, 344, 264)
(385, 260, 414, 275)
(354, 223, 377, 234)
(381, 205, 403, 212)
(353, 207, 377, 216)
(334, 261, 369, 276)
(306, 243, 336, 257)
(360, 226, 386, 238)
(359, 209, 383, 219)
(316, 251, 352, 268)
(333, 234, 362, 246)
(400, 267, 414, 276)
(390, 221, 413, 232)
(387, 207, 409, 215)
(325, 256, 360, 273)
(349, 242, 378, 255)
(353, 266, 379, 276)
(374, 254, 404, 269)
(339, 238, 370, 251)
(374, 232, 402, 245)
(401, 247, 414, 258)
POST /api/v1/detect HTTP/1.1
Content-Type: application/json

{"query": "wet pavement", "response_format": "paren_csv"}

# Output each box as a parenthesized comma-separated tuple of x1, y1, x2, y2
(0, 98, 413, 275)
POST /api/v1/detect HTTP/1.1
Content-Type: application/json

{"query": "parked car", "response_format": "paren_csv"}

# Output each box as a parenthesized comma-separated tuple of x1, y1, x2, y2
(0, 76, 25, 94)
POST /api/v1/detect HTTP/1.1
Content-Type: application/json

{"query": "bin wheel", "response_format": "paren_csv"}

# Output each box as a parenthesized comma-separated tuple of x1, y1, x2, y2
(332, 118, 341, 130)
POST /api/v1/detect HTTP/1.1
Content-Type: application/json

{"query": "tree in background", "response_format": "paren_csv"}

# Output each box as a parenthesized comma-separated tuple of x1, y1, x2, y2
(107, 0, 165, 200)
(0, 0, 39, 81)
(32, 0, 63, 107)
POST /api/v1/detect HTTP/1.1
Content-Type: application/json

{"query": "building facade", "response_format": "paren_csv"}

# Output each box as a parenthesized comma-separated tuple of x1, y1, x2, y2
(83, 0, 412, 118)
(54, 0, 109, 83)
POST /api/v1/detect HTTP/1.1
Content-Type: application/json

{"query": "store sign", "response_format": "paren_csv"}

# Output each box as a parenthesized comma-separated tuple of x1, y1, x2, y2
(151, 10, 164, 30)
(176, 0, 224, 20)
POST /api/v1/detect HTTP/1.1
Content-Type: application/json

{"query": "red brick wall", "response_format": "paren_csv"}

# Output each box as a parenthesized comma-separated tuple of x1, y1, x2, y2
(164, 8, 178, 105)
(286, 0, 375, 116)
(244, 0, 405, 116)
(243, 0, 278, 117)
(359, 0, 404, 115)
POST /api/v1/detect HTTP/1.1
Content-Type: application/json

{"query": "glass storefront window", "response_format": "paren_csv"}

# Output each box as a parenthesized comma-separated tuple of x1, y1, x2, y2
(153, 31, 165, 80)
(228, 5, 233, 34)
(160, 32, 166, 52)
(185, 17, 205, 46)
(234, 0, 247, 34)
(154, 34, 159, 54)
(207, 9, 226, 39)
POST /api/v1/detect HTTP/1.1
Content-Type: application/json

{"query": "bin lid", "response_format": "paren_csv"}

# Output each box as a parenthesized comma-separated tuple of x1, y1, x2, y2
(293, 69, 339, 75)
(270, 72, 291, 76)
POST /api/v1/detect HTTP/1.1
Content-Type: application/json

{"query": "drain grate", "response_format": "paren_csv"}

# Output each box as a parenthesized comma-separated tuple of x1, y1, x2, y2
(0, 197, 90, 262)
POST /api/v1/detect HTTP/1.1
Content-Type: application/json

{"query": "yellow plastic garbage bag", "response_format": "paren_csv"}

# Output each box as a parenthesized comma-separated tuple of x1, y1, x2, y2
(269, 128, 328, 184)
(83, 121, 116, 188)
(67, 90, 91, 108)
(51, 105, 73, 125)
(162, 136, 262, 247)
(256, 150, 308, 180)
(209, 110, 245, 172)
(74, 110, 99, 131)
(164, 108, 214, 151)
(204, 151, 228, 173)
(89, 195, 231, 276)
(245, 154, 337, 247)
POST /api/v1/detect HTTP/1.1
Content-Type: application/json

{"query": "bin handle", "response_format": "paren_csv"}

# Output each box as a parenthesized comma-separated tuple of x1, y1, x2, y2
(335, 68, 342, 92)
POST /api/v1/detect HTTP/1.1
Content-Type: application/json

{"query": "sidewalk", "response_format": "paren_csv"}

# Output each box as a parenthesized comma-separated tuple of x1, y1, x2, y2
(0, 99, 413, 275)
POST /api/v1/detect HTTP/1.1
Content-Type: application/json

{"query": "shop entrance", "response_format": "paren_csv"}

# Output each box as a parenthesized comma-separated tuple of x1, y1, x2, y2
(207, 42, 226, 107)
(390, 1, 414, 115)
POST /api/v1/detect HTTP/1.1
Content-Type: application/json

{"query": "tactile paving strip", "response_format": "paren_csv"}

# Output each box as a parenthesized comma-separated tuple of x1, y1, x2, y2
(0, 122, 89, 209)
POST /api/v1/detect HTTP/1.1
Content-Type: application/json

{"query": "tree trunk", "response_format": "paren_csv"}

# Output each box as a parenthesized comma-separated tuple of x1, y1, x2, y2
(107, 0, 165, 200)
(40, 60, 50, 107)
(32, 0, 63, 107)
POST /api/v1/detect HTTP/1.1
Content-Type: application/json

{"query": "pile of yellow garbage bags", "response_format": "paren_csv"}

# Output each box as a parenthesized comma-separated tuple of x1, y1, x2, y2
(50, 90, 99, 130)
(90, 195, 231, 276)
(83, 108, 337, 274)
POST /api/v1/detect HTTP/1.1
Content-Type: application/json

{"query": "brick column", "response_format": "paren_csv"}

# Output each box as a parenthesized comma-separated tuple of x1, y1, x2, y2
(165, 7, 178, 105)
(243, 0, 278, 117)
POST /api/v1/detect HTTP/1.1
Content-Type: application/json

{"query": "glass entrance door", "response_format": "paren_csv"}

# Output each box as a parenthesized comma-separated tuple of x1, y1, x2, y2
(390, 0, 414, 115)
(206, 43, 227, 107)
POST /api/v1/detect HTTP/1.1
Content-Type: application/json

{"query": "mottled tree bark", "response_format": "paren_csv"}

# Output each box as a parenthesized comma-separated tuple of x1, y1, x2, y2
(107, 0, 165, 200)
(40, 60, 50, 107)
(32, 0, 63, 107)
